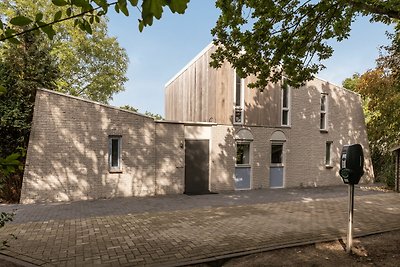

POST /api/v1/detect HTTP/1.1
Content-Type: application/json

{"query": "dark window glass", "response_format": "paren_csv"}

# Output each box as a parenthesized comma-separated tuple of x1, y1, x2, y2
(321, 95, 326, 111)
(282, 110, 289, 125)
(271, 144, 283, 164)
(235, 73, 241, 107)
(234, 108, 242, 123)
(111, 138, 120, 167)
(282, 87, 289, 108)
(236, 143, 250, 164)
(320, 113, 326, 130)
(326, 142, 332, 165)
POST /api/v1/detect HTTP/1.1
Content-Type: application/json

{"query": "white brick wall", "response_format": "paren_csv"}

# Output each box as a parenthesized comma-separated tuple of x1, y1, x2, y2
(155, 122, 185, 195)
(208, 79, 373, 191)
(21, 90, 184, 203)
(22, 83, 374, 203)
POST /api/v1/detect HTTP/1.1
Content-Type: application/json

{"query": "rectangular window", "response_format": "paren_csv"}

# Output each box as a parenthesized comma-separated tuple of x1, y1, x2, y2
(320, 93, 328, 131)
(109, 136, 121, 172)
(281, 79, 290, 126)
(235, 73, 242, 107)
(271, 144, 283, 164)
(236, 143, 250, 165)
(325, 141, 333, 167)
(233, 70, 244, 124)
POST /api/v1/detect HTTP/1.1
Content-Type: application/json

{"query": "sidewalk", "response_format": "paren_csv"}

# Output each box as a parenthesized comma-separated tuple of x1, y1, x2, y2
(0, 185, 399, 266)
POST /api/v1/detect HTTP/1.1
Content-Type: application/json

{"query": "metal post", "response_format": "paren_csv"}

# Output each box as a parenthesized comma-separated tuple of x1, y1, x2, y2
(347, 184, 354, 253)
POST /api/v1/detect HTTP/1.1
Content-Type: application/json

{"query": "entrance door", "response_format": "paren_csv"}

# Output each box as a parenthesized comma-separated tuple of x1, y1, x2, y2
(185, 140, 210, 194)
(270, 143, 284, 188)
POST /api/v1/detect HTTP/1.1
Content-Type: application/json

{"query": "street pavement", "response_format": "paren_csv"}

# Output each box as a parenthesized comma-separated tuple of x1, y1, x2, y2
(0, 185, 399, 266)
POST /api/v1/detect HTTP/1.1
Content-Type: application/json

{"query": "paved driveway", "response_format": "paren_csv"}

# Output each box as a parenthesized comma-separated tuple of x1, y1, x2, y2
(0, 185, 399, 266)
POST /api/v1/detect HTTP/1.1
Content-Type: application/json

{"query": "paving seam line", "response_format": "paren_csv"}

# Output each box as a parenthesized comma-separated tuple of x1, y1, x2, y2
(0, 249, 48, 266)
(166, 226, 400, 267)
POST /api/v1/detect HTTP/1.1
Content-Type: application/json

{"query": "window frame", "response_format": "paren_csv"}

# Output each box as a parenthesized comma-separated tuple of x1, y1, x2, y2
(109, 135, 122, 172)
(235, 141, 251, 167)
(325, 141, 333, 168)
(281, 78, 291, 127)
(233, 70, 245, 125)
(271, 142, 284, 167)
(320, 93, 328, 131)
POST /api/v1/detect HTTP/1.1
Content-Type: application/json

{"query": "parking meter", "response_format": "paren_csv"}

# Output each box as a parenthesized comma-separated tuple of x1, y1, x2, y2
(339, 144, 364, 253)
(339, 144, 364, 184)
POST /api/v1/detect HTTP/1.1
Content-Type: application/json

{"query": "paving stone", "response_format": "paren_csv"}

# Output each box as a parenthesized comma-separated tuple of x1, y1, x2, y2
(0, 186, 399, 266)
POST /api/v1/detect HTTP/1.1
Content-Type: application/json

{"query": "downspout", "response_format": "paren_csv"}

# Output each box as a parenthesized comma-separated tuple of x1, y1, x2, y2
(154, 120, 157, 196)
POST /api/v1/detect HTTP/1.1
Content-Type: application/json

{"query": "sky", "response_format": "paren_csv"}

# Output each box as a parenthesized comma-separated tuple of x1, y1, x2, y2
(107, 0, 394, 116)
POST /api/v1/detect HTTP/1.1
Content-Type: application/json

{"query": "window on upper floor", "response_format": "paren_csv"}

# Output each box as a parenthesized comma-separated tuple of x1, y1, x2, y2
(281, 79, 290, 126)
(233, 70, 244, 124)
(320, 93, 328, 131)
(109, 136, 122, 172)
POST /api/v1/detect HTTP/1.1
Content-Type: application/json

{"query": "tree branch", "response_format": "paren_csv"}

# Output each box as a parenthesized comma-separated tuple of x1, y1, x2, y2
(0, 1, 117, 42)
(349, 0, 400, 19)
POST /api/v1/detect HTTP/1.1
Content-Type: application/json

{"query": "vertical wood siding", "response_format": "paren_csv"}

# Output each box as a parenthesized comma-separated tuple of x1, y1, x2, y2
(165, 45, 282, 126)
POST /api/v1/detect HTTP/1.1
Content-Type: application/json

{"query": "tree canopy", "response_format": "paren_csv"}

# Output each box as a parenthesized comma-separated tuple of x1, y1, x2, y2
(343, 23, 400, 187)
(2, 1, 399, 90)
(0, 31, 60, 201)
(211, 0, 400, 89)
(0, 0, 189, 43)
(0, 0, 129, 103)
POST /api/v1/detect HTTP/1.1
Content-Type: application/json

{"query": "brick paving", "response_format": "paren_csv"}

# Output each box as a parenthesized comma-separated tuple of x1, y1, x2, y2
(0, 185, 399, 266)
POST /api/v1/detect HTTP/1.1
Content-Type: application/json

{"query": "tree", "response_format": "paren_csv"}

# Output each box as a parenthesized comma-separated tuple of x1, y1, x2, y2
(120, 104, 138, 112)
(211, 0, 400, 89)
(0, 0, 190, 43)
(144, 111, 163, 120)
(343, 24, 400, 187)
(1, 0, 129, 103)
(120, 105, 163, 120)
(0, 31, 60, 201)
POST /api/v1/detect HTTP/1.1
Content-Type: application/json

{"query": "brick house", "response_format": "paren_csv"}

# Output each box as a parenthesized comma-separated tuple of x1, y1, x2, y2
(21, 44, 374, 203)
(164, 44, 374, 192)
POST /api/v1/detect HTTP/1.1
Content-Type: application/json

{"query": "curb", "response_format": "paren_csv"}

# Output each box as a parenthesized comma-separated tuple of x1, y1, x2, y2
(166, 227, 400, 267)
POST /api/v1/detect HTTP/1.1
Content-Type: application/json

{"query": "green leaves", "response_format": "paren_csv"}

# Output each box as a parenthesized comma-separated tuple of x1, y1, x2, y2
(0, 152, 22, 176)
(35, 13, 44, 22)
(9, 16, 33, 26)
(0, 85, 6, 96)
(54, 11, 63, 22)
(117, 0, 130, 16)
(41, 25, 57, 40)
(138, 0, 189, 31)
(211, 0, 399, 89)
(168, 0, 189, 14)
(0, 0, 191, 43)
(0, 212, 14, 228)
(52, 0, 68, 6)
